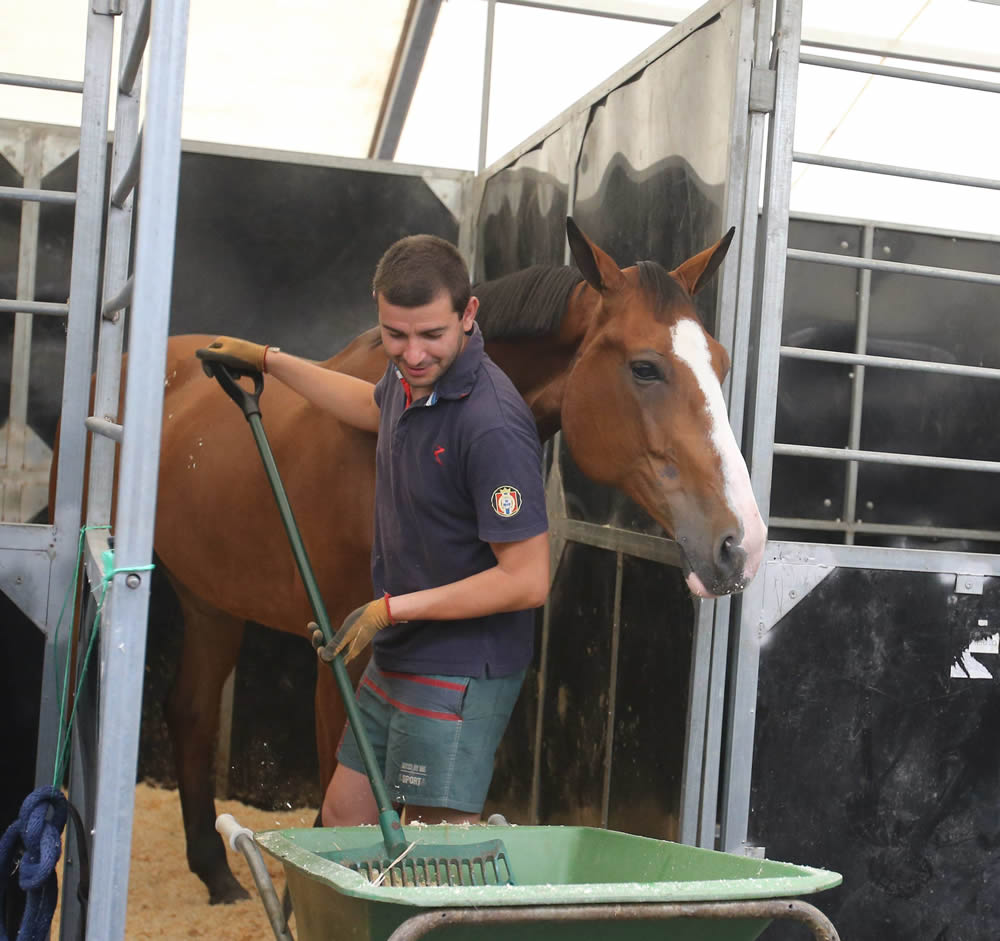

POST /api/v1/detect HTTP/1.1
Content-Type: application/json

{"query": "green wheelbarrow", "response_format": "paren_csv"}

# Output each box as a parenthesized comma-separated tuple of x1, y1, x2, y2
(218, 815, 842, 941)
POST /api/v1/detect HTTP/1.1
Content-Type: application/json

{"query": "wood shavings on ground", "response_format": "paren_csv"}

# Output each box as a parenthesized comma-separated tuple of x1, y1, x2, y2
(52, 782, 317, 940)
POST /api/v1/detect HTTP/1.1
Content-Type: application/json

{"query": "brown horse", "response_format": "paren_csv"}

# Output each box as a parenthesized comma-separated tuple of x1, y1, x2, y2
(150, 218, 766, 902)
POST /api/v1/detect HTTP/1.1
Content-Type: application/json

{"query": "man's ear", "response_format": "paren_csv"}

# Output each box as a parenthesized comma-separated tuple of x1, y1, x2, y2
(461, 295, 479, 333)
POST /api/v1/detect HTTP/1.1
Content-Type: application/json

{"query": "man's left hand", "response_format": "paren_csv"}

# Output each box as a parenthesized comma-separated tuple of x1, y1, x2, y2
(311, 596, 393, 665)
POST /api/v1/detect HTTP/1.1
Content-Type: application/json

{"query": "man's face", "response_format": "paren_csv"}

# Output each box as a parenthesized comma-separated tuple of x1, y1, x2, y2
(377, 290, 478, 398)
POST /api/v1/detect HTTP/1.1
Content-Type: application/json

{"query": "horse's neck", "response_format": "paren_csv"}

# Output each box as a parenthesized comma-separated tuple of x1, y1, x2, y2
(485, 282, 595, 442)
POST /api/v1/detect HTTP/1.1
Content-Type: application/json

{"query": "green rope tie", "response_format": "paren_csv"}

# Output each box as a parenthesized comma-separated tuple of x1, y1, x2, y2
(51, 524, 155, 787)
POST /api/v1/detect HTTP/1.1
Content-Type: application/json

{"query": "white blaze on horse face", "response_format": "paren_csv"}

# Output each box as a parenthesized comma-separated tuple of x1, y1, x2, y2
(670, 318, 767, 594)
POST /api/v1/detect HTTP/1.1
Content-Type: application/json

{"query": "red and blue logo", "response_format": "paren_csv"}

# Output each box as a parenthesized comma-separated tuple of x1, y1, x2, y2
(491, 485, 522, 518)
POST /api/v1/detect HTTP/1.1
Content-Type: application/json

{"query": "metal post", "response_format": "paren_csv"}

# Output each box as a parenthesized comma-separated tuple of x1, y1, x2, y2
(721, 0, 803, 854)
(83, 0, 191, 935)
(477, 0, 496, 173)
(841, 224, 873, 545)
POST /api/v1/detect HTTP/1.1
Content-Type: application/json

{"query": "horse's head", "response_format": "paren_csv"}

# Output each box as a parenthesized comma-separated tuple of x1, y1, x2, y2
(560, 218, 766, 598)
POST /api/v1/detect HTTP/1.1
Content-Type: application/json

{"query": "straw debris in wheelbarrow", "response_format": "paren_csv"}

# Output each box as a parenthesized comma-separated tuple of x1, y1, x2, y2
(199, 358, 517, 888)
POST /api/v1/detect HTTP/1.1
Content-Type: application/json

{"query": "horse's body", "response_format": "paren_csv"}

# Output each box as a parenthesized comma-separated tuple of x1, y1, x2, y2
(143, 220, 766, 902)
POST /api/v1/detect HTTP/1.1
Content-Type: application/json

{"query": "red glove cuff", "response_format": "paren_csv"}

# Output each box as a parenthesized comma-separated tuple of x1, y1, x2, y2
(383, 592, 395, 624)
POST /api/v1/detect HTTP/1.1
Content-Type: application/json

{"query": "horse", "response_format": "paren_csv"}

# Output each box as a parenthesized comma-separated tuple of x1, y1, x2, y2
(142, 217, 766, 902)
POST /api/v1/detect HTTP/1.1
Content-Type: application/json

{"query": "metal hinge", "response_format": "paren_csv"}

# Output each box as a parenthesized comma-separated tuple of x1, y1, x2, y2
(749, 67, 776, 113)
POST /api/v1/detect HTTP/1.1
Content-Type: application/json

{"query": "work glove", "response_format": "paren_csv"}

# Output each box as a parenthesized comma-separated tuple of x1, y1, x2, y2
(195, 336, 275, 373)
(310, 595, 394, 665)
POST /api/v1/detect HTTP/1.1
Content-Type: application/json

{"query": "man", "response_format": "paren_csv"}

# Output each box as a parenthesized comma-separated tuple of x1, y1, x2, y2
(197, 234, 549, 828)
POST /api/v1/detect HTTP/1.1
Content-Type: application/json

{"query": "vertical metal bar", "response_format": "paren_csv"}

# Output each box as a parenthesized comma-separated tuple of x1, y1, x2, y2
(87, 0, 144, 529)
(721, 0, 803, 854)
(679, 597, 713, 844)
(697, 594, 732, 847)
(38, 0, 116, 795)
(715, 0, 759, 413)
(477, 0, 496, 173)
(600, 552, 623, 829)
(841, 224, 873, 545)
(529, 436, 558, 824)
(684, 0, 764, 852)
(85, 0, 190, 934)
(4, 133, 42, 522)
(729, 0, 773, 446)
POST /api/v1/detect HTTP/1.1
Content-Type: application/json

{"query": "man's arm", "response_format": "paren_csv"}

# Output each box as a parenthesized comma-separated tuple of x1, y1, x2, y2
(317, 530, 549, 664)
(196, 337, 380, 432)
(388, 531, 550, 622)
(266, 350, 379, 433)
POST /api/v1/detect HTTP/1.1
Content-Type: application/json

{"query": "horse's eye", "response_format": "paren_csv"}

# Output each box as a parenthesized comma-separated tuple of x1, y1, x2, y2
(630, 360, 663, 383)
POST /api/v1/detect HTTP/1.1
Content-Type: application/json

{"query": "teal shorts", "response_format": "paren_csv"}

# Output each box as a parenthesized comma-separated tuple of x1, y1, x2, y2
(336, 660, 526, 815)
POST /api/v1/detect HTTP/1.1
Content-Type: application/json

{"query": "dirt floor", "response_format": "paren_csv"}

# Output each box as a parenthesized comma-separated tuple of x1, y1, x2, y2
(53, 782, 317, 940)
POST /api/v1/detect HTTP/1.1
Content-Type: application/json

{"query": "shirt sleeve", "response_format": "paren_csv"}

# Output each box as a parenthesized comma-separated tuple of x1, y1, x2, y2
(465, 422, 549, 544)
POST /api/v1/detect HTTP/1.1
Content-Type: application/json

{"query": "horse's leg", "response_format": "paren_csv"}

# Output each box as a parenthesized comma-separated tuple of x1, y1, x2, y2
(164, 578, 249, 904)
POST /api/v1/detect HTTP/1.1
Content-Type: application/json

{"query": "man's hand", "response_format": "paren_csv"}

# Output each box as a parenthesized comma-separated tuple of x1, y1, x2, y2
(195, 336, 270, 373)
(311, 596, 393, 665)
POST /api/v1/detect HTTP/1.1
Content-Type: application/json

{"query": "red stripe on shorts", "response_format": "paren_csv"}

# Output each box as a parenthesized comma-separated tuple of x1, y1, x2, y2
(362, 677, 461, 721)
(378, 670, 466, 692)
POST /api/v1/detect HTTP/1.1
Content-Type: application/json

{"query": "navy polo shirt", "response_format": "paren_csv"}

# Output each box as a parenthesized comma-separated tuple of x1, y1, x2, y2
(370, 323, 548, 677)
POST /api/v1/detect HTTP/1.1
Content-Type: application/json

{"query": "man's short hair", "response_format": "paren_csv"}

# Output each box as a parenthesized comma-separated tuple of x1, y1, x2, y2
(372, 234, 471, 314)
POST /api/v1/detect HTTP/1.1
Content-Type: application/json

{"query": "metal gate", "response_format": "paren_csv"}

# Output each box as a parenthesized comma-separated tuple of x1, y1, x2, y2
(722, 1, 1000, 936)
(1, 0, 190, 937)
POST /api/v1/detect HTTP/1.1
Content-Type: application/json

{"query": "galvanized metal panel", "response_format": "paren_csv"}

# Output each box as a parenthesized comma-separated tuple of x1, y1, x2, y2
(474, 126, 572, 281)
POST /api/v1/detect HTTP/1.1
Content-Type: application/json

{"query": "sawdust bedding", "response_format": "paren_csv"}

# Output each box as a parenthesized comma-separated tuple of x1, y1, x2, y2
(53, 782, 317, 940)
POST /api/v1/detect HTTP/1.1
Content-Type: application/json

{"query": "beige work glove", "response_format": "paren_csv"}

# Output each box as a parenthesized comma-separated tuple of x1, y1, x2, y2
(311, 595, 394, 665)
(195, 336, 274, 373)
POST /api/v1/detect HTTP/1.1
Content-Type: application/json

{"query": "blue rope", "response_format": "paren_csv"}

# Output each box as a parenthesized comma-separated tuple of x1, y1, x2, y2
(1, 526, 156, 939)
(0, 787, 67, 941)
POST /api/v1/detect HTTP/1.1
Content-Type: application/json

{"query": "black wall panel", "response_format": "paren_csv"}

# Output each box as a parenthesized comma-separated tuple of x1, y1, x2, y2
(537, 542, 617, 826)
(752, 568, 1000, 941)
(608, 556, 694, 841)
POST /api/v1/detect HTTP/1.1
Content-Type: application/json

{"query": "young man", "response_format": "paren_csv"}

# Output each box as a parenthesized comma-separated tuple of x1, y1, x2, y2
(197, 234, 549, 827)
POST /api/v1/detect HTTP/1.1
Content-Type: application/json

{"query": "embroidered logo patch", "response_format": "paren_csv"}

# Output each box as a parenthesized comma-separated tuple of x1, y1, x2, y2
(491, 485, 522, 518)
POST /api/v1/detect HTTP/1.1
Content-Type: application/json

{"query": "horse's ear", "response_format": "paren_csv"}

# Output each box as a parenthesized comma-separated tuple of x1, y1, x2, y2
(567, 217, 626, 294)
(671, 226, 736, 296)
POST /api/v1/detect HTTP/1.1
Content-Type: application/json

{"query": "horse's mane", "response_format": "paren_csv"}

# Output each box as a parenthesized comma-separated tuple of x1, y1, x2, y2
(473, 265, 583, 340)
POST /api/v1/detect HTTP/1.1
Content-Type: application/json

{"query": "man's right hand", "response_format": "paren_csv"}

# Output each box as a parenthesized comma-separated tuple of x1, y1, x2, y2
(195, 336, 269, 373)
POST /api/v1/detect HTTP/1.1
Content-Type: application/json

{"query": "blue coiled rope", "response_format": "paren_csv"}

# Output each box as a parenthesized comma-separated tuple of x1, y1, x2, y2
(0, 786, 67, 941)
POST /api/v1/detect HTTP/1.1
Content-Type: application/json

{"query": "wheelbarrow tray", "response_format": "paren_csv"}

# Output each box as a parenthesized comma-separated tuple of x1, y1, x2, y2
(255, 824, 841, 941)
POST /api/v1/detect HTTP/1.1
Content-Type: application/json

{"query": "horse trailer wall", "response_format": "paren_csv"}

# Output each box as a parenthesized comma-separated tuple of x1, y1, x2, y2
(469, 0, 762, 844)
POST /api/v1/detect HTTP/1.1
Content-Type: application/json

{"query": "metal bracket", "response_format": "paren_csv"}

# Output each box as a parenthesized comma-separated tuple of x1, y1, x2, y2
(955, 574, 985, 595)
(757, 559, 836, 635)
(749, 67, 776, 113)
(423, 176, 466, 222)
(92, 0, 123, 14)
